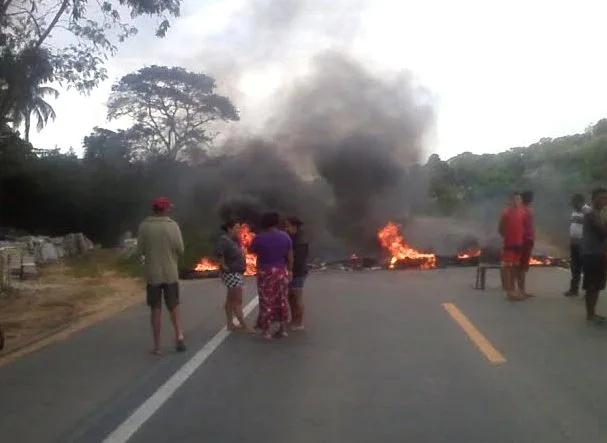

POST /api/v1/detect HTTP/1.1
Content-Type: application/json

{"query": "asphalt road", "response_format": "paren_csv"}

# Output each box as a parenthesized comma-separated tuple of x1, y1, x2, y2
(2, 267, 607, 442)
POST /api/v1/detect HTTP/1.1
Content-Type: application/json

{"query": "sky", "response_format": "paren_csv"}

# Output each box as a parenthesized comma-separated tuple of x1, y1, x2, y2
(29, 0, 607, 161)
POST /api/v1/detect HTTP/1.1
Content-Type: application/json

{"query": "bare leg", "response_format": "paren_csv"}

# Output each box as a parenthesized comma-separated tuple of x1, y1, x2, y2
(288, 290, 297, 325)
(225, 292, 237, 330)
(290, 288, 305, 328)
(518, 269, 534, 297)
(505, 266, 523, 300)
(168, 306, 185, 341)
(230, 286, 253, 332)
(150, 307, 162, 354)
(517, 270, 526, 295)
(169, 305, 187, 352)
(296, 290, 305, 326)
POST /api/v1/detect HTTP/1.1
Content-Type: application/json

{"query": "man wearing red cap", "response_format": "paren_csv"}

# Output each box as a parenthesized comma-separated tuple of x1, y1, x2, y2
(137, 197, 186, 354)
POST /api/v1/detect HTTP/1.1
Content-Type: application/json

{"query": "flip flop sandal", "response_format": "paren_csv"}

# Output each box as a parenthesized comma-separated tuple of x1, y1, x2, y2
(175, 339, 187, 352)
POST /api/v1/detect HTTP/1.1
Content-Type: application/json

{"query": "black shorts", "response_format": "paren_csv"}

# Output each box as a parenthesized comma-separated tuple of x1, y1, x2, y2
(146, 283, 180, 310)
(582, 255, 607, 292)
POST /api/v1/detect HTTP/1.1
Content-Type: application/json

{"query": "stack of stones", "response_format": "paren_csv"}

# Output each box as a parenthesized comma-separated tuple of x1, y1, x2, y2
(0, 233, 95, 286)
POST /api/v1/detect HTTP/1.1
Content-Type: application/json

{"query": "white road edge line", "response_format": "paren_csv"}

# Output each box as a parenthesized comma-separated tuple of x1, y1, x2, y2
(102, 297, 259, 443)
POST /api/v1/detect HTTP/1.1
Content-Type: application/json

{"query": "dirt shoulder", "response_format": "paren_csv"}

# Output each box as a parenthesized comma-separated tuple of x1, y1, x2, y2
(0, 250, 144, 365)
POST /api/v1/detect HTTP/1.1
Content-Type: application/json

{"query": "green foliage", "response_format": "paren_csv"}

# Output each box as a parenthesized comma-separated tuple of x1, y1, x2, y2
(10, 85, 58, 141)
(107, 65, 239, 161)
(0, 0, 182, 128)
(423, 119, 607, 245)
(180, 224, 216, 271)
(0, 46, 55, 128)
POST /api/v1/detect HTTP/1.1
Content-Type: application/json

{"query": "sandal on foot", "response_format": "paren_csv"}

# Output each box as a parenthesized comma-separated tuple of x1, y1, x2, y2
(175, 339, 187, 352)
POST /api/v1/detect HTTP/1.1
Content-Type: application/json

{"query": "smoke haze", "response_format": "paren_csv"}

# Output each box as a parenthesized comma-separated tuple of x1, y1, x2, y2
(176, 0, 437, 256)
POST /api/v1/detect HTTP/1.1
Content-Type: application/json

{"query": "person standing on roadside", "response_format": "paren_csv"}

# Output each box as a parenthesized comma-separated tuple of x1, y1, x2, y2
(581, 188, 607, 324)
(498, 191, 526, 301)
(215, 221, 254, 333)
(565, 194, 591, 297)
(137, 197, 186, 355)
(518, 190, 535, 298)
(284, 216, 309, 331)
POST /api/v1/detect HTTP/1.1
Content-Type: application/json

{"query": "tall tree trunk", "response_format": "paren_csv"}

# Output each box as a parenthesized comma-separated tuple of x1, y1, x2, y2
(24, 114, 30, 142)
(35, 0, 69, 49)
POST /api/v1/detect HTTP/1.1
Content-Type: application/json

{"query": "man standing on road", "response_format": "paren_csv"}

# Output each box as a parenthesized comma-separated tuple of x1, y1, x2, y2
(581, 188, 607, 324)
(137, 197, 186, 355)
(284, 216, 309, 330)
(565, 194, 591, 297)
(498, 191, 526, 301)
(518, 190, 535, 298)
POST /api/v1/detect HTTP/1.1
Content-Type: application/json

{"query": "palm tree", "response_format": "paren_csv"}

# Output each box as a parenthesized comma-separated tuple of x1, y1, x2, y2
(0, 46, 56, 140)
(11, 84, 58, 142)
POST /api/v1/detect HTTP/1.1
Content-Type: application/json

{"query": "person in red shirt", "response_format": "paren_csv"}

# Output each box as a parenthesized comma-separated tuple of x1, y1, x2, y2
(498, 191, 526, 300)
(518, 190, 535, 298)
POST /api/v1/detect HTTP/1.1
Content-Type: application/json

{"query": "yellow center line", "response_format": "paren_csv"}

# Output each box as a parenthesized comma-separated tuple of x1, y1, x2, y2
(442, 302, 506, 365)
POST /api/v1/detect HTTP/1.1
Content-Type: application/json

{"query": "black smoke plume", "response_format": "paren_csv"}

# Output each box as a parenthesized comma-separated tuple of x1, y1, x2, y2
(168, 1, 436, 257)
(202, 51, 435, 256)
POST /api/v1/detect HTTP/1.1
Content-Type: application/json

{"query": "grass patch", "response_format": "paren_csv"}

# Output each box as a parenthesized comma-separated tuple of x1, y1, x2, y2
(66, 234, 216, 279)
(66, 249, 144, 279)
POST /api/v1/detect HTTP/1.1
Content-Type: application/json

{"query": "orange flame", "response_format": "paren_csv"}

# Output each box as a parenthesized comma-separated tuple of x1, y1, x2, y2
(457, 248, 481, 260)
(529, 256, 553, 266)
(194, 223, 257, 275)
(378, 222, 437, 269)
(238, 223, 257, 276)
(194, 257, 220, 272)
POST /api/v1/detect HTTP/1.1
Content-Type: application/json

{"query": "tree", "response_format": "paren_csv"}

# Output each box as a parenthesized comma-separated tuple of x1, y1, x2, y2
(592, 118, 607, 136)
(107, 65, 239, 161)
(0, 0, 182, 125)
(0, 46, 54, 128)
(425, 154, 461, 215)
(11, 84, 58, 141)
(83, 127, 132, 167)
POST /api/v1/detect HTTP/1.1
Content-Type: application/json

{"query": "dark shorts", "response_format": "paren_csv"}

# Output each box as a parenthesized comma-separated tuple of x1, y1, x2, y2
(290, 275, 307, 289)
(582, 255, 607, 292)
(146, 283, 180, 310)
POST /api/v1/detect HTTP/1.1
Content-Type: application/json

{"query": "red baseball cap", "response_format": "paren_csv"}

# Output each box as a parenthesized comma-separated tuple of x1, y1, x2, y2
(152, 196, 173, 211)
